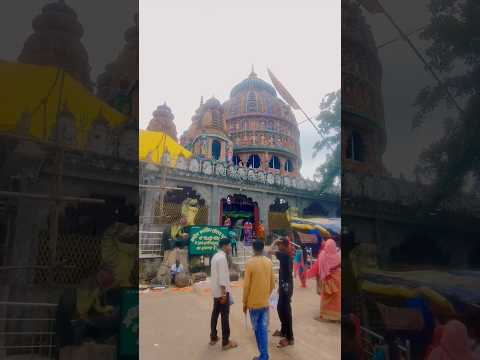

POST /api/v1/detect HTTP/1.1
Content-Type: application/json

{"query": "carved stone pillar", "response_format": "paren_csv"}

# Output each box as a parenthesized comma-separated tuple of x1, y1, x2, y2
(220, 141, 226, 162)
(209, 184, 218, 225)
(279, 157, 286, 176)
(207, 138, 212, 159)
(262, 152, 269, 170)
(239, 153, 248, 166)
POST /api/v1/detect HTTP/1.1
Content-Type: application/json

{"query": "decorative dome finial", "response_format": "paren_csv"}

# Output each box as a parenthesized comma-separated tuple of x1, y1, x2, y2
(249, 64, 257, 78)
(200, 96, 204, 106)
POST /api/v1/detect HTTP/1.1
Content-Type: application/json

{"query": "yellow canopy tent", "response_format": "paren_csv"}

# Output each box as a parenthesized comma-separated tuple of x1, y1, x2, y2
(360, 280, 456, 317)
(0, 62, 128, 146)
(139, 130, 192, 167)
(290, 222, 331, 238)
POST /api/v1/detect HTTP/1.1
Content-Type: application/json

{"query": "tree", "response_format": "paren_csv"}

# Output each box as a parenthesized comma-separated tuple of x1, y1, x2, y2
(313, 90, 340, 193)
(413, 0, 480, 207)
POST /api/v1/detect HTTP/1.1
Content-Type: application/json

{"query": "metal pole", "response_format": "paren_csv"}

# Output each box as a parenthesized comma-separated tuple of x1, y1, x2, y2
(298, 108, 335, 153)
(158, 134, 168, 218)
(375, 1, 464, 115)
(376, 26, 425, 49)
(48, 69, 65, 285)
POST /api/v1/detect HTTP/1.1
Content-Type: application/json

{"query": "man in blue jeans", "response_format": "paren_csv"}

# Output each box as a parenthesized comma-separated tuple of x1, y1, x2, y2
(243, 240, 275, 360)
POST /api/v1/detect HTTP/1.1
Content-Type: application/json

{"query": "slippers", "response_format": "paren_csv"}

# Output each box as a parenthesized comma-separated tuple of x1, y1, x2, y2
(222, 340, 238, 351)
(277, 338, 294, 348)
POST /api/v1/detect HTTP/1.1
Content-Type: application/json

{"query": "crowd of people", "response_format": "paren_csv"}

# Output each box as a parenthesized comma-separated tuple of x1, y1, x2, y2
(223, 216, 265, 248)
(209, 234, 341, 360)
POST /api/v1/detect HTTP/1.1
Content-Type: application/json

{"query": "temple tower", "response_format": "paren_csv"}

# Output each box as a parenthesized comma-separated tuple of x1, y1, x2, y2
(222, 69, 301, 176)
(18, 0, 92, 90)
(147, 103, 178, 141)
(342, 0, 386, 175)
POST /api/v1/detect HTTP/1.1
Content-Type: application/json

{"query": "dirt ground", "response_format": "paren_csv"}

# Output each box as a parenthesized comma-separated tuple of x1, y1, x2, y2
(140, 278, 340, 360)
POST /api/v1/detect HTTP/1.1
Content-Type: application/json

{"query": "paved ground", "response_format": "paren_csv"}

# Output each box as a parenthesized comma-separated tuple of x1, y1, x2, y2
(140, 278, 340, 360)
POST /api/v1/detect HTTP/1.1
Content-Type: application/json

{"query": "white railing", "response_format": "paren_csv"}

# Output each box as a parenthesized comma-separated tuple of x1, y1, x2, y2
(139, 230, 163, 259)
(0, 301, 56, 359)
(360, 326, 410, 360)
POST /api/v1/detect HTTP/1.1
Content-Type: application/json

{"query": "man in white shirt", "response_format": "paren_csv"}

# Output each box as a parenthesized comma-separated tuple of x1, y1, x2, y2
(170, 260, 183, 285)
(210, 238, 238, 351)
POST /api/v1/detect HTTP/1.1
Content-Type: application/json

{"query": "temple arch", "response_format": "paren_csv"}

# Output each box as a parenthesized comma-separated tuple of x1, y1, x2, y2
(346, 130, 364, 162)
(269, 155, 280, 170)
(211, 139, 221, 160)
(285, 159, 294, 172)
(247, 154, 261, 168)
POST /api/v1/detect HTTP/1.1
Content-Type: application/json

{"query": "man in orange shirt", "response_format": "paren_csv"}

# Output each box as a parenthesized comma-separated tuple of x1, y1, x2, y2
(256, 220, 265, 242)
(243, 240, 275, 360)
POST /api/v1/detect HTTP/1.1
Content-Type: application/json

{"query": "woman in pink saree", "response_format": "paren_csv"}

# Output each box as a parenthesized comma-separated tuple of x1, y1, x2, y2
(427, 320, 474, 360)
(308, 238, 341, 321)
(293, 246, 307, 288)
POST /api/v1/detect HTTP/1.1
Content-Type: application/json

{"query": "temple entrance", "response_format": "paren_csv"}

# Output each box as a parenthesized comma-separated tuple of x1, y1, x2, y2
(220, 194, 258, 243)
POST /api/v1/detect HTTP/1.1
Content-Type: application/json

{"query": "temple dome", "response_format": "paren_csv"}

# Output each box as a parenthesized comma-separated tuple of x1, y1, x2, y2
(230, 70, 277, 98)
(153, 103, 173, 117)
(223, 69, 297, 124)
(204, 96, 222, 108)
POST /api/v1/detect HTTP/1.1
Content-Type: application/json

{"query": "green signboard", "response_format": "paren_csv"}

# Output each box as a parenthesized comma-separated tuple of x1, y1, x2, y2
(118, 288, 139, 360)
(189, 226, 229, 255)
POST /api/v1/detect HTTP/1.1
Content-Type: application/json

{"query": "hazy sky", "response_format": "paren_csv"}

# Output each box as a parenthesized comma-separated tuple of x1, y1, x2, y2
(139, 0, 340, 179)
(363, 0, 450, 179)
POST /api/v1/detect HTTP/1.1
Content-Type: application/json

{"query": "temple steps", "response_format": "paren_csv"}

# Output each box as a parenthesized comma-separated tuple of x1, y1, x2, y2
(232, 242, 280, 274)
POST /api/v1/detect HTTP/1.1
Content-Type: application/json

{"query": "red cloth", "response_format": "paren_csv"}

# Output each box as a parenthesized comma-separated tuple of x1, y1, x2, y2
(318, 239, 341, 280)
(350, 314, 364, 360)
(426, 325, 445, 358)
(307, 259, 319, 279)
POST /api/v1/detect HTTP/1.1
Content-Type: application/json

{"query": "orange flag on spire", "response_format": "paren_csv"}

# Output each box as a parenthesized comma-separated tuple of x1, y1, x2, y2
(267, 68, 300, 110)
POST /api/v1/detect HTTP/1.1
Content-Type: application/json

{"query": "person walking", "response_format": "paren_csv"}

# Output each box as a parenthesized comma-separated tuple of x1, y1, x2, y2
(268, 237, 294, 348)
(293, 245, 307, 288)
(229, 227, 238, 257)
(308, 238, 341, 321)
(256, 220, 265, 242)
(244, 220, 253, 245)
(210, 238, 238, 350)
(243, 240, 275, 360)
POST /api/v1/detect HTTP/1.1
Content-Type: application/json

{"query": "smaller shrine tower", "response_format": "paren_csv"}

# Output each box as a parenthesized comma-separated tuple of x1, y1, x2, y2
(181, 97, 233, 162)
(18, 0, 92, 90)
(147, 103, 178, 141)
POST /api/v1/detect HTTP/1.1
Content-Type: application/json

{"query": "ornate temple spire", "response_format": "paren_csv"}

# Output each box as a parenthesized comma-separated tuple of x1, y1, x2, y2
(96, 12, 139, 116)
(18, 0, 92, 89)
(147, 103, 178, 141)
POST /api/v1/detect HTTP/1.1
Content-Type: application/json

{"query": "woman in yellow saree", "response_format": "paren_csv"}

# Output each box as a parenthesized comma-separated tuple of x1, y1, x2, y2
(308, 239, 341, 321)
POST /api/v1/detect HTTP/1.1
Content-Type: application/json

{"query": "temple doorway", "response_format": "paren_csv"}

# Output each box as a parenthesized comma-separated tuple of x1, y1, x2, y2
(220, 194, 258, 243)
